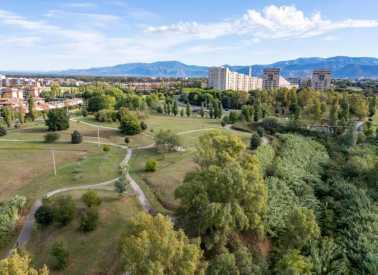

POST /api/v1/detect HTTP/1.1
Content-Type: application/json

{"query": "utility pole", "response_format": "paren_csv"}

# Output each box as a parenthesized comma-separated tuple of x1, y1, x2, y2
(50, 150, 56, 176)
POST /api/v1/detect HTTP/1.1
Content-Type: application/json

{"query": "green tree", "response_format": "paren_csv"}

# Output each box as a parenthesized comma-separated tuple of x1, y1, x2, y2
(207, 252, 239, 275)
(0, 250, 49, 275)
(119, 212, 204, 275)
(275, 250, 312, 275)
(50, 82, 61, 98)
(71, 130, 82, 144)
(115, 174, 128, 195)
(45, 109, 69, 131)
(81, 191, 101, 208)
(50, 241, 69, 271)
(145, 159, 157, 172)
(119, 112, 141, 135)
(35, 204, 54, 227)
(52, 196, 76, 226)
(155, 129, 181, 153)
(79, 207, 99, 232)
(180, 108, 185, 117)
(282, 207, 320, 250)
(172, 101, 179, 116)
(186, 103, 192, 117)
(1, 107, 14, 128)
(250, 133, 261, 150)
(27, 96, 36, 121)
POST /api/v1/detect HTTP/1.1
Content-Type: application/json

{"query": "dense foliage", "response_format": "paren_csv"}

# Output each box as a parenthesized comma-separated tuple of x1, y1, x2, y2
(45, 109, 70, 131)
(0, 250, 49, 274)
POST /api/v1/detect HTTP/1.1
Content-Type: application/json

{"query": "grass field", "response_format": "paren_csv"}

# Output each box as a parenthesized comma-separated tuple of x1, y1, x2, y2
(27, 190, 142, 275)
(129, 149, 196, 211)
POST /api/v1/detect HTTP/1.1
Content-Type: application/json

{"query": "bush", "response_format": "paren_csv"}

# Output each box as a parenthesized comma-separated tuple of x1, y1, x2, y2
(145, 159, 157, 172)
(44, 132, 60, 143)
(81, 191, 101, 208)
(71, 130, 82, 144)
(0, 196, 26, 246)
(250, 133, 262, 150)
(52, 196, 76, 226)
(35, 204, 54, 227)
(45, 109, 69, 131)
(0, 127, 7, 136)
(50, 241, 69, 271)
(81, 109, 88, 117)
(115, 175, 127, 195)
(140, 121, 148, 130)
(103, 145, 111, 152)
(119, 115, 141, 135)
(79, 208, 99, 232)
(256, 127, 265, 137)
(95, 109, 117, 122)
(260, 117, 280, 134)
(155, 129, 181, 153)
(124, 137, 130, 144)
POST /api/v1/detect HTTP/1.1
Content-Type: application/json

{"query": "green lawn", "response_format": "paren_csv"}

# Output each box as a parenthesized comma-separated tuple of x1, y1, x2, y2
(27, 190, 142, 275)
(129, 148, 196, 211)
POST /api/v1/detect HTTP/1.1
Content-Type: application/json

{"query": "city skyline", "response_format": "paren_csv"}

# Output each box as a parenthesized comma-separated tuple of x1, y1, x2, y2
(1, 1, 378, 70)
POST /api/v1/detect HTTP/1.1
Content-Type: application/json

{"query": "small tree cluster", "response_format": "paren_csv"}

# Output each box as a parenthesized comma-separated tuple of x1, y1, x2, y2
(71, 130, 82, 144)
(45, 109, 70, 131)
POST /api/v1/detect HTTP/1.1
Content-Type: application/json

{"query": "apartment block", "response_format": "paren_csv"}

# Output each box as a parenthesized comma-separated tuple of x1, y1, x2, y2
(208, 67, 262, 92)
(312, 70, 332, 90)
(263, 68, 298, 90)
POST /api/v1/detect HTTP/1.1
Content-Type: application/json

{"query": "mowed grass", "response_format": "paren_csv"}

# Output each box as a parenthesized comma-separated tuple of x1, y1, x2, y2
(129, 148, 197, 211)
(27, 190, 142, 275)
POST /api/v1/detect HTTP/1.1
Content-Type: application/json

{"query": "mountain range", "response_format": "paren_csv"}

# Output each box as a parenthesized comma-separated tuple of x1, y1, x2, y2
(4, 56, 378, 79)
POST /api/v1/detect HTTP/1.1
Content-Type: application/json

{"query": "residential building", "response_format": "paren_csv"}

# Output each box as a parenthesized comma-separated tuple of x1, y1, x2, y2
(312, 70, 332, 90)
(263, 68, 298, 90)
(208, 67, 263, 92)
(0, 74, 5, 87)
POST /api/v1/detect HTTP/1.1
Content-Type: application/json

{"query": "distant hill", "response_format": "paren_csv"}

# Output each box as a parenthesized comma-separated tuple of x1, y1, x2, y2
(4, 57, 378, 79)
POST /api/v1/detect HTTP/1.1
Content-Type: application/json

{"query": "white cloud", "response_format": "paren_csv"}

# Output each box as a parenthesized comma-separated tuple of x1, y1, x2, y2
(146, 5, 378, 40)
(64, 2, 97, 8)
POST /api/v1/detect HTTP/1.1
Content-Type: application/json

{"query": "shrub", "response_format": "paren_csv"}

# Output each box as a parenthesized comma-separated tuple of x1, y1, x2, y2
(155, 129, 181, 153)
(35, 204, 54, 227)
(145, 159, 157, 172)
(50, 241, 69, 271)
(45, 109, 69, 131)
(95, 109, 117, 122)
(81, 109, 88, 117)
(115, 175, 127, 195)
(250, 133, 262, 150)
(44, 132, 60, 143)
(0, 196, 26, 246)
(0, 126, 7, 136)
(79, 208, 99, 232)
(119, 114, 141, 135)
(103, 145, 111, 152)
(260, 117, 280, 134)
(81, 191, 101, 208)
(71, 130, 82, 144)
(52, 196, 76, 226)
(140, 121, 148, 130)
(124, 137, 130, 144)
(256, 127, 265, 137)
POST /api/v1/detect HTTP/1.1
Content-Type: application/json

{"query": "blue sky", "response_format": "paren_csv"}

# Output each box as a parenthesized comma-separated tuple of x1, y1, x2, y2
(1, 0, 378, 70)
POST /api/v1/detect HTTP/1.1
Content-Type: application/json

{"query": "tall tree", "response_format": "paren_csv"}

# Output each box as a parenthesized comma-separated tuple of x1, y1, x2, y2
(119, 212, 204, 275)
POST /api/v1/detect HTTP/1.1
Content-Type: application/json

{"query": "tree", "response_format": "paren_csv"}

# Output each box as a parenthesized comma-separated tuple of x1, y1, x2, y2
(50, 82, 61, 98)
(119, 212, 204, 275)
(115, 174, 128, 195)
(35, 204, 54, 227)
(155, 129, 181, 153)
(180, 108, 185, 117)
(207, 252, 239, 275)
(275, 250, 312, 275)
(282, 207, 320, 250)
(140, 121, 148, 131)
(176, 132, 267, 250)
(1, 107, 13, 128)
(50, 241, 69, 271)
(186, 103, 192, 117)
(368, 97, 376, 117)
(27, 96, 36, 121)
(79, 207, 99, 232)
(87, 95, 115, 112)
(45, 109, 69, 131)
(81, 190, 101, 208)
(52, 196, 76, 226)
(172, 101, 179, 116)
(200, 104, 205, 118)
(145, 159, 157, 172)
(71, 130, 82, 144)
(250, 133, 261, 150)
(0, 250, 49, 275)
(119, 112, 141, 135)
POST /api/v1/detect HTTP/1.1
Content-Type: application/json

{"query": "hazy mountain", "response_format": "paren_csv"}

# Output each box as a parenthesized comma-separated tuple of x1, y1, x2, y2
(5, 57, 378, 79)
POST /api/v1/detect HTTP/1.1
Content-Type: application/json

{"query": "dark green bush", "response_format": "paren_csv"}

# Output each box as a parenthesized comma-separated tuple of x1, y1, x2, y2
(71, 130, 82, 144)
(44, 132, 60, 143)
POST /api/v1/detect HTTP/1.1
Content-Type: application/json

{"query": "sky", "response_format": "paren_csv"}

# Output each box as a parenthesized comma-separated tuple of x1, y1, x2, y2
(1, 0, 378, 71)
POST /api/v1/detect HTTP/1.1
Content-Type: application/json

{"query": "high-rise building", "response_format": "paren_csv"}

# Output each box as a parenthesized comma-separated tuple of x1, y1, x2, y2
(263, 68, 297, 90)
(208, 67, 262, 92)
(312, 70, 332, 90)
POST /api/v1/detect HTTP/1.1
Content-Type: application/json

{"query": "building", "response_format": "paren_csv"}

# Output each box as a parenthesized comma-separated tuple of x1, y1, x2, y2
(0, 74, 5, 88)
(208, 67, 263, 92)
(263, 68, 298, 90)
(312, 70, 332, 90)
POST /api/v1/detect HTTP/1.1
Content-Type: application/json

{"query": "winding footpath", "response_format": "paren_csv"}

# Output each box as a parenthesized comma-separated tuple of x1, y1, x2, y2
(6, 120, 154, 256)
